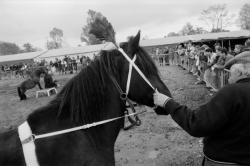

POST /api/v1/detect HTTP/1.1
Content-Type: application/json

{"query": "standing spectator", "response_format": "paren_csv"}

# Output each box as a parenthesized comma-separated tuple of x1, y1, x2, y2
(72, 57, 77, 73)
(214, 48, 228, 68)
(177, 44, 185, 68)
(1, 65, 4, 72)
(80, 56, 83, 64)
(157, 48, 164, 66)
(86, 57, 91, 66)
(244, 39, 250, 51)
(62, 59, 67, 74)
(153, 52, 250, 166)
(164, 47, 169, 66)
(204, 48, 213, 64)
(234, 44, 244, 55)
(168, 48, 175, 65)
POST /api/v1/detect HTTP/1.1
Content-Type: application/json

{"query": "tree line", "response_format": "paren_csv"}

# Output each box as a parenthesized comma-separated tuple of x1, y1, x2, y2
(167, 3, 250, 37)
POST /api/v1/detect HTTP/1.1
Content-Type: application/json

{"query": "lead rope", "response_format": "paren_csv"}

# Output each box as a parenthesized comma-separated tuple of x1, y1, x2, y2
(22, 110, 146, 143)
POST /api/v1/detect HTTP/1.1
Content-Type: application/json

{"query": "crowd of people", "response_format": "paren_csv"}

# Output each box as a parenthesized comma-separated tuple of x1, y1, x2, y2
(0, 55, 93, 79)
(38, 55, 92, 75)
(152, 39, 250, 166)
(155, 39, 250, 91)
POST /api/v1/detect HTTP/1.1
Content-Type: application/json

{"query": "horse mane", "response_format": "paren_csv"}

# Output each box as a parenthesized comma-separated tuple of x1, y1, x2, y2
(49, 49, 120, 124)
(48, 46, 159, 125)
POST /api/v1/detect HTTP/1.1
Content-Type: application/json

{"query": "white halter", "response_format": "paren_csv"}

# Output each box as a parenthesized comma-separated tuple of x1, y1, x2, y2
(125, 55, 137, 95)
(118, 48, 155, 94)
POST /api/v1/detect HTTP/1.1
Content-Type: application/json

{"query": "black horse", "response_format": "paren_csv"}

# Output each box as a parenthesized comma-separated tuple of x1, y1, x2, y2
(17, 67, 47, 100)
(0, 32, 171, 166)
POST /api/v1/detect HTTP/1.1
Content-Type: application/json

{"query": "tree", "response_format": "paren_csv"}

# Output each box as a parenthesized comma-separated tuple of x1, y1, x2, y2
(200, 4, 234, 32)
(23, 43, 37, 52)
(81, 9, 116, 45)
(0, 42, 21, 55)
(179, 22, 208, 36)
(46, 27, 63, 49)
(179, 22, 196, 36)
(142, 35, 149, 40)
(195, 27, 209, 34)
(239, 3, 250, 30)
(167, 32, 180, 37)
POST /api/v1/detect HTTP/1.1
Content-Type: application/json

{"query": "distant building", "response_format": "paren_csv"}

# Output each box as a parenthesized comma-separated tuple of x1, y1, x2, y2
(140, 30, 250, 54)
(0, 42, 116, 65)
(35, 42, 116, 62)
(0, 51, 46, 65)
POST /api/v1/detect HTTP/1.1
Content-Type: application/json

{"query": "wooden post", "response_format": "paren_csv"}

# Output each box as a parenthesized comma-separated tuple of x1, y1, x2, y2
(220, 70, 225, 88)
(228, 40, 231, 52)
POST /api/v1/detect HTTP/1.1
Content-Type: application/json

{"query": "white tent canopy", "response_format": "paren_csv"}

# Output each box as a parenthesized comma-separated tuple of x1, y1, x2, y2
(140, 30, 250, 47)
(0, 51, 46, 65)
(36, 42, 116, 61)
(0, 42, 116, 65)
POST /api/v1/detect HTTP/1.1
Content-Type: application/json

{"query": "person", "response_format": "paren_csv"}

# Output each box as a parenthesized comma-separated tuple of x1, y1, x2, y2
(244, 39, 250, 51)
(234, 44, 244, 55)
(213, 48, 228, 68)
(44, 71, 58, 89)
(168, 48, 175, 65)
(153, 51, 250, 166)
(177, 44, 185, 68)
(164, 47, 170, 66)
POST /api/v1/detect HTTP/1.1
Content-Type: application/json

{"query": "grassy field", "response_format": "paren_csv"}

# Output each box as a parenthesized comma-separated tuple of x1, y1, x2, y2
(0, 65, 211, 165)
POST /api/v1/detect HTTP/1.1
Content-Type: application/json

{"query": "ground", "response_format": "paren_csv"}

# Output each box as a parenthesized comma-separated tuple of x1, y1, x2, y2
(0, 65, 211, 165)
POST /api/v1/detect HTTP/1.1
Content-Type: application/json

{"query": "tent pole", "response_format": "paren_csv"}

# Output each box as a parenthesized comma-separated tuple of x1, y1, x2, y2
(229, 40, 231, 52)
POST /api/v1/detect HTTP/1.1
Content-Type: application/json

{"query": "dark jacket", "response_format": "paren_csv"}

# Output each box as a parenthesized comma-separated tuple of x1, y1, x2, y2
(44, 74, 57, 89)
(163, 77, 250, 165)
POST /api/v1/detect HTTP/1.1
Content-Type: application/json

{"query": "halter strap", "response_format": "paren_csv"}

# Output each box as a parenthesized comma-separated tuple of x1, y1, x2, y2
(118, 48, 155, 91)
(126, 55, 137, 95)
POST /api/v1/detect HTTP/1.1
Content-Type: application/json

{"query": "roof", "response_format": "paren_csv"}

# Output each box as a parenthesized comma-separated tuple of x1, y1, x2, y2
(37, 42, 116, 59)
(140, 30, 250, 47)
(0, 51, 46, 63)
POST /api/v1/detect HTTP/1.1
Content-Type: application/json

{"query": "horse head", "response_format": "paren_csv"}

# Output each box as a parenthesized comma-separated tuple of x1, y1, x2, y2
(105, 31, 172, 114)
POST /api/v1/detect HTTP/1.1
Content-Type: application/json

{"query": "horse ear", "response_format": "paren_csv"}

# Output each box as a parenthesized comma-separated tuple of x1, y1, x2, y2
(128, 30, 141, 55)
(133, 30, 141, 47)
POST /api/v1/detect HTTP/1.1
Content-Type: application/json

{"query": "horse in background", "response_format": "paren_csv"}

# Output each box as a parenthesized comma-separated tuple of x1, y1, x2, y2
(17, 67, 47, 100)
(1, 32, 171, 166)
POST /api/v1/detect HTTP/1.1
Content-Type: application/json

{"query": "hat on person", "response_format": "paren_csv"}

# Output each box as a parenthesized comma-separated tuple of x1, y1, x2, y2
(205, 48, 213, 53)
(245, 39, 250, 47)
(224, 51, 250, 69)
(201, 44, 209, 49)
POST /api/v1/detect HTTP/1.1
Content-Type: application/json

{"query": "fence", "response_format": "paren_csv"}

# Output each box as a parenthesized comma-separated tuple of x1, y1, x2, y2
(180, 56, 230, 90)
(0, 66, 46, 80)
(154, 53, 231, 91)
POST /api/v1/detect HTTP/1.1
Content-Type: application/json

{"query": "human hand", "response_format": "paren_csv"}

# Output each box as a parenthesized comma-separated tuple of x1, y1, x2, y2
(153, 89, 171, 108)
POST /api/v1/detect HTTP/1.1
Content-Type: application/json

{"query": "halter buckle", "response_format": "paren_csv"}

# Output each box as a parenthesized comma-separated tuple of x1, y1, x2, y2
(22, 134, 35, 144)
(120, 93, 127, 100)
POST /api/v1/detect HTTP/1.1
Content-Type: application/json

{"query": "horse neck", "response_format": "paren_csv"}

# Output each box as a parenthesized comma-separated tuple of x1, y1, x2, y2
(27, 80, 124, 148)
(96, 87, 125, 147)
(83, 82, 125, 147)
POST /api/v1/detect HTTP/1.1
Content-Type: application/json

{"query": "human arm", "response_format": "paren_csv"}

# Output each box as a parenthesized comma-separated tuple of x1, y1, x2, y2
(153, 87, 234, 137)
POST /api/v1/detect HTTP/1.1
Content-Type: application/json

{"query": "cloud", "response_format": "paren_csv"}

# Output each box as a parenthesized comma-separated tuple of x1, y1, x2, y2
(0, 0, 248, 48)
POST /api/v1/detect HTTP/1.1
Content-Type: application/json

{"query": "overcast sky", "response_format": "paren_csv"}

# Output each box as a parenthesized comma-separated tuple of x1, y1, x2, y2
(0, 0, 249, 49)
